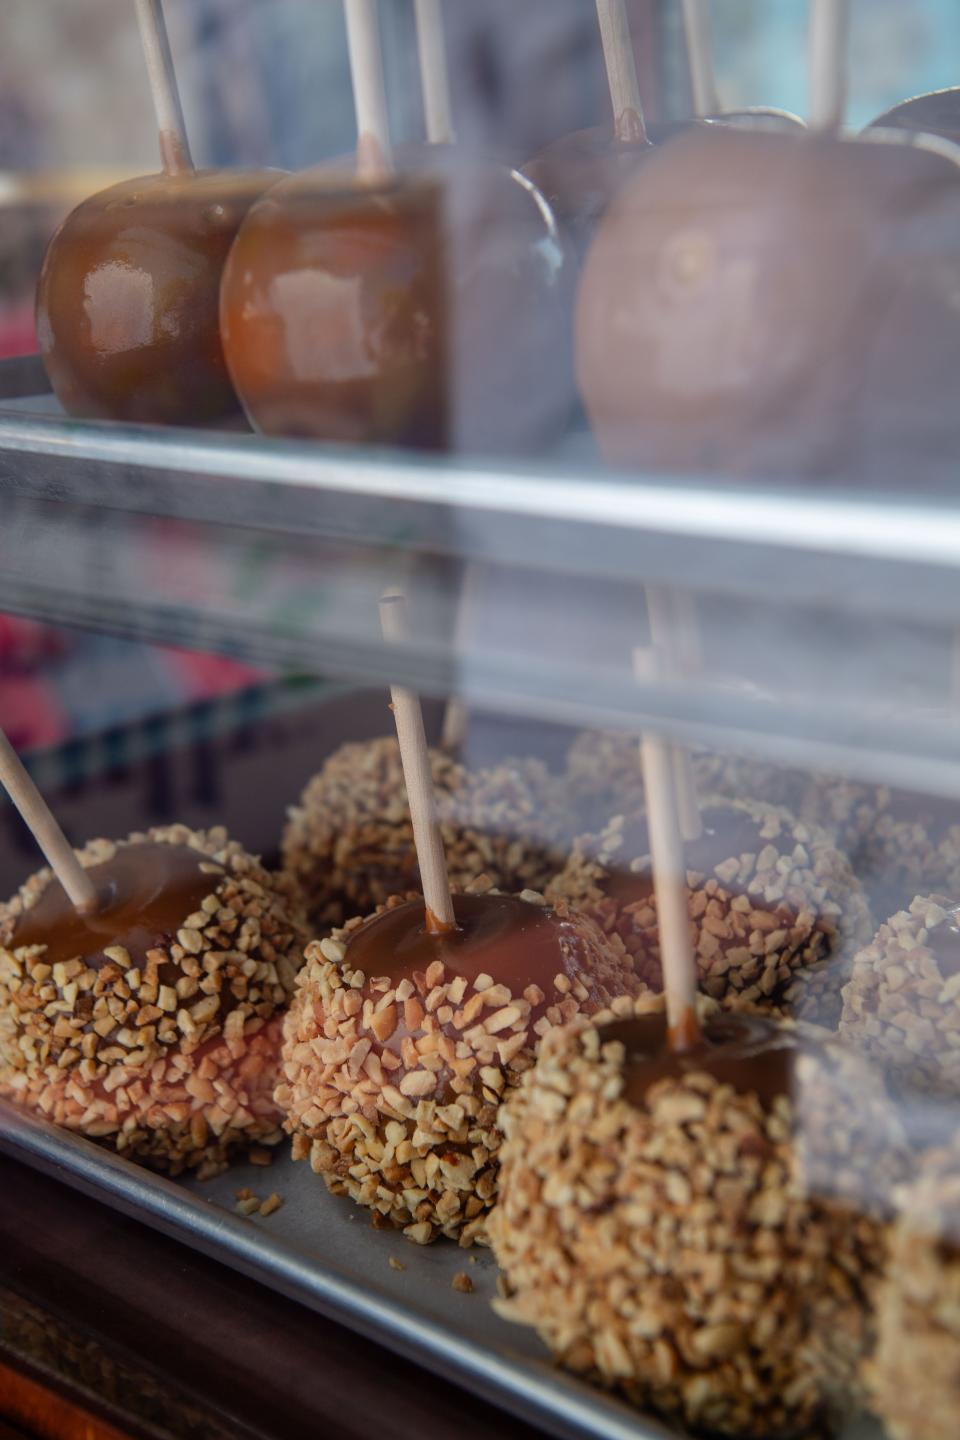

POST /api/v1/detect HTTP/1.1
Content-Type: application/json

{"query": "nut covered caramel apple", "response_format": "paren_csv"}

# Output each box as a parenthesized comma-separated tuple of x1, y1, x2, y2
(576, 126, 960, 479)
(37, 168, 281, 425)
(548, 797, 871, 1024)
(281, 737, 569, 930)
(867, 1144, 960, 1440)
(276, 883, 641, 1244)
(490, 995, 908, 1439)
(840, 894, 960, 1098)
(0, 826, 306, 1176)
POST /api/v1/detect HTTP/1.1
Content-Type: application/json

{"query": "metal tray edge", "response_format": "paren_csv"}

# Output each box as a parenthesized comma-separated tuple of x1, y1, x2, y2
(0, 1102, 674, 1440)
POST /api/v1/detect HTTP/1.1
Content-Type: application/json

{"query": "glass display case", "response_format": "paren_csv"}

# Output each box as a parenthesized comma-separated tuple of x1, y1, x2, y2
(2, 3, 960, 1439)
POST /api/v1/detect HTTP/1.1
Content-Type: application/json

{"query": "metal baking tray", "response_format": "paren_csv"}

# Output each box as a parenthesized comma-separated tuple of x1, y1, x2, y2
(0, 1102, 882, 1440)
(0, 1103, 673, 1440)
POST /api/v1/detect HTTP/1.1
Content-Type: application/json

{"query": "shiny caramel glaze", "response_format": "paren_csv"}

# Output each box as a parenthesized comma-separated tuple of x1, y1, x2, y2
(221, 151, 575, 456)
(925, 905, 960, 978)
(577, 127, 960, 479)
(220, 168, 449, 449)
(37, 168, 281, 425)
(12, 842, 216, 974)
(600, 1009, 797, 1110)
(346, 892, 592, 1007)
(601, 803, 775, 910)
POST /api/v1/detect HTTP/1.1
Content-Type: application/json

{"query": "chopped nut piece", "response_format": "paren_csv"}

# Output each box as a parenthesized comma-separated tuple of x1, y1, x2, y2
(452, 1272, 474, 1294)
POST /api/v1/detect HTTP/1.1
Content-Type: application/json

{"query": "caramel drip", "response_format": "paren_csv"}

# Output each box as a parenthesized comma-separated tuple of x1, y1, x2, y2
(345, 893, 576, 998)
(600, 1011, 797, 1111)
(926, 906, 960, 979)
(12, 843, 218, 972)
(602, 805, 774, 910)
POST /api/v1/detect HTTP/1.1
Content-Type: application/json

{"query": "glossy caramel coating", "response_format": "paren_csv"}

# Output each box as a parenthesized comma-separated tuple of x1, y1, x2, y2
(221, 153, 574, 456)
(601, 1008, 796, 1111)
(37, 168, 280, 425)
(13, 841, 214, 973)
(345, 891, 614, 1027)
(577, 127, 960, 479)
(220, 168, 448, 448)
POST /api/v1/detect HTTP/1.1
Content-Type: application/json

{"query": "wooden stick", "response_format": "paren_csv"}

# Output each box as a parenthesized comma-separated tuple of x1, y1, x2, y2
(414, 0, 455, 146)
(595, 0, 648, 144)
(681, 0, 720, 118)
(634, 650, 700, 1051)
(645, 585, 703, 842)
(0, 732, 97, 915)
(380, 593, 456, 935)
(344, 0, 393, 180)
(134, 0, 194, 175)
(809, 0, 849, 132)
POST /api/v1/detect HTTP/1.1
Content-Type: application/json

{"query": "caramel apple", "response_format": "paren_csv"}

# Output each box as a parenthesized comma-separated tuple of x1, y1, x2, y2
(276, 883, 641, 1244)
(281, 737, 568, 929)
(868, 1145, 960, 1440)
(548, 795, 871, 1023)
(0, 825, 306, 1175)
(220, 148, 573, 456)
(490, 995, 907, 1438)
(220, 165, 447, 448)
(576, 126, 960, 478)
(37, 167, 281, 426)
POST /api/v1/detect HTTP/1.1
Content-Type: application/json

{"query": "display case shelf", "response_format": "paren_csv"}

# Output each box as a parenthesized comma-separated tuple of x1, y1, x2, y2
(3, 358, 960, 798)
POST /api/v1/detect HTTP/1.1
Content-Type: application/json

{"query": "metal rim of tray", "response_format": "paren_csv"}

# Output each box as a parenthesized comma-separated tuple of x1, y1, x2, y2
(0, 1101, 676, 1440)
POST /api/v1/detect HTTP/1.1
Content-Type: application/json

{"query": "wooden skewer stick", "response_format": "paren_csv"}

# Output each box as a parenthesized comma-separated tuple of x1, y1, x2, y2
(344, 0, 393, 181)
(134, 0, 194, 175)
(645, 585, 703, 842)
(595, 0, 648, 144)
(634, 650, 700, 1051)
(380, 593, 457, 935)
(414, 0, 455, 146)
(0, 732, 97, 915)
(681, 0, 721, 118)
(809, 0, 849, 132)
